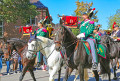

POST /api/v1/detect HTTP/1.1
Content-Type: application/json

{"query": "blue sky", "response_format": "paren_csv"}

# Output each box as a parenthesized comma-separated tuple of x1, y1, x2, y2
(40, 0, 120, 30)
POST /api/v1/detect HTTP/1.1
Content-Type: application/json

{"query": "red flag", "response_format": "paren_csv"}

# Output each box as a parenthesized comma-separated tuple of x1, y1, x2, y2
(61, 16, 78, 28)
(23, 26, 32, 33)
(112, 22, 116, 29)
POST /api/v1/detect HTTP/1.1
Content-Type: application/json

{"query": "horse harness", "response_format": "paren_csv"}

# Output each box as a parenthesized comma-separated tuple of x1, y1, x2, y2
(28, 39, 55, 60)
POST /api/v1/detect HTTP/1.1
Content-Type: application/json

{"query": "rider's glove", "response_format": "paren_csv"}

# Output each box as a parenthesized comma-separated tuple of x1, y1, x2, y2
(77, 33, 85, 39)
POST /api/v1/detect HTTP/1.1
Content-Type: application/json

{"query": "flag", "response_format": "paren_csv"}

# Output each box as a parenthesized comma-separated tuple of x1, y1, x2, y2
(23, 26, 32, 33)
(61, 16, 79, 28)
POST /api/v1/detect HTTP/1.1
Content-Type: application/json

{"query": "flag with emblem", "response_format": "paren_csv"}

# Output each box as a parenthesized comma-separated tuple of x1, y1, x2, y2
(61, 16, 79, 28)
(23, 26, 32, 33)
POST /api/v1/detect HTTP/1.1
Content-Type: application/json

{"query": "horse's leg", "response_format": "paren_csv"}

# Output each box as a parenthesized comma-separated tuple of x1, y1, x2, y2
(93, 70, 99, 81)
(74, 70, 79, 81)
(113, 57, 118, 80)
(29, 68, 36, 81)
(58, 67, 61, 81)
(63, 67, 74, 81)
(49, 65, 60, 81)
(19, 66, 28, 81)
(49, 68, 54, 81)
(101, 59, 111, 81)
(78, 64, 84, 81)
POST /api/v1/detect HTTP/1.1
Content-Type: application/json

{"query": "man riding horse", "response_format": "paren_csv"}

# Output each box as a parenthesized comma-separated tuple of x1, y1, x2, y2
(34, 18, 48, 70)
(77, 8, 99, 70)
(110, 25, 120, 41)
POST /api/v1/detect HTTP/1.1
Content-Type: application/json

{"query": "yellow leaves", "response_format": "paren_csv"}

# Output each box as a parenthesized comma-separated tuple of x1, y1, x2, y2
(74, 1, 98, 22)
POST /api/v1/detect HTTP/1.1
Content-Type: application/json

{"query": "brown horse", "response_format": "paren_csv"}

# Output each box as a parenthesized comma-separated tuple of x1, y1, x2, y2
(7, 38, 36, 81)
(54, 25, 111, 81)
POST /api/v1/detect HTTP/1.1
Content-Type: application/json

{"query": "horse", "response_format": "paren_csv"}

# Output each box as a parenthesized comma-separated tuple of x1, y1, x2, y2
(54, 25, 111, 81)
(101, 35, 119, 80)
(26, 34, 81, 81)
(6, 38, 36, 81)
(26, 34, 64, 81)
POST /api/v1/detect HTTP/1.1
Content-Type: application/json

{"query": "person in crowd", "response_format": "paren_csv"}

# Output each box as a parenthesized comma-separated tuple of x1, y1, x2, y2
(3, 42, 11, 75)
(11, 48, 19, 73)
(0, 43, 3, 76)
(18, 55, 23, 72)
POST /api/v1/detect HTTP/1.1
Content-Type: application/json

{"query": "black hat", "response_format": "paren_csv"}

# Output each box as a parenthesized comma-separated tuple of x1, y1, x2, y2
(95, 24, 101, 31)
(83, 8, 95, 18)
(114, 25, 119, 28)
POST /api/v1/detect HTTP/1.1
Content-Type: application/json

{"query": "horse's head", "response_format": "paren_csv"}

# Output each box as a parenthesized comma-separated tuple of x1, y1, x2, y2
(54, 26, 66, 51)
(101, 35, 113, 44)
(26, 34, 39, 60)
(54, 25, 76, 51)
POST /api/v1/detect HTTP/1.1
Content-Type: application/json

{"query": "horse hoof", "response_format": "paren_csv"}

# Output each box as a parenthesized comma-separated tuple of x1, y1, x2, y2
(113, 77, 117, 80)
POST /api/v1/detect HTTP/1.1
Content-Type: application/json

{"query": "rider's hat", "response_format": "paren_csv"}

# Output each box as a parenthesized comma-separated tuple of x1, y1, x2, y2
(114, 25, 119, 28)
(38, 19, 44, 24)
(38, 16, 48, 25)
(95, 24, 101, 31)
(83, 8, 95, 18)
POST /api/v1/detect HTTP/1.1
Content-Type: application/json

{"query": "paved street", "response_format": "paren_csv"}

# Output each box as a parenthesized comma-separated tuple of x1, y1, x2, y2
(0, 63, 120, 81)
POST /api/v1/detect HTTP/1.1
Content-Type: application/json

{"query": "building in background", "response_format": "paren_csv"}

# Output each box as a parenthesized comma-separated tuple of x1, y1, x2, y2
(0, 0, 53, 41)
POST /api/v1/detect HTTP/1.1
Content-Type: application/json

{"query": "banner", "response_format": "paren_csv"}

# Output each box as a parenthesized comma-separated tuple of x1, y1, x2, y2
(23, 26, 32, 33)
(61, 16, 79, 28)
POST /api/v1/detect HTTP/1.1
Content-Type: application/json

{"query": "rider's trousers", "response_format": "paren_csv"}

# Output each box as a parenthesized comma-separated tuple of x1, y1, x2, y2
(86, 38, 98, 63)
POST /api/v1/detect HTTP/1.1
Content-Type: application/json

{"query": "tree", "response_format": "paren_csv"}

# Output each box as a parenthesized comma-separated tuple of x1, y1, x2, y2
(108, 9, 120, 29)
(0, 0, 39, 23)
(74, 1, 98, 22)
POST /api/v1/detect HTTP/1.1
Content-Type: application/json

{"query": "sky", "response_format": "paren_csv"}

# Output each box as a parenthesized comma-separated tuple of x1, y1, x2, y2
(40, 0, 120, 30)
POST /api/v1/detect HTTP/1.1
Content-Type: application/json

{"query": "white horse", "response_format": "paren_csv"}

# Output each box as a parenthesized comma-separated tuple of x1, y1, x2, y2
(26, 35, 64, 81)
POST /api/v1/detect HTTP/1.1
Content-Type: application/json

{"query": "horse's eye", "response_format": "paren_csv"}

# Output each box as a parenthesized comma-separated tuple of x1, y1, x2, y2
(32, 44, 35, 47)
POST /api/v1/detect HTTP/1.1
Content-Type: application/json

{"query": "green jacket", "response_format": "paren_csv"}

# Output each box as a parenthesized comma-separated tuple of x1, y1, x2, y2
(94, 33, 101, 43)
(34, 28, 47, 37)
(79, 20, 95, 39)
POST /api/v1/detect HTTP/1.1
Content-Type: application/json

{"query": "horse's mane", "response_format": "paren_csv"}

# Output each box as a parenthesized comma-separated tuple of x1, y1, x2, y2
(36, 36, 54, 44)
(62, 25, 77, 40)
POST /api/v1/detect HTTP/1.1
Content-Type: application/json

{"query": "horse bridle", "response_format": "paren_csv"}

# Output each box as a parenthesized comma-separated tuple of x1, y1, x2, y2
(54, 27, 77, 48)
(28, 39, 54, 58)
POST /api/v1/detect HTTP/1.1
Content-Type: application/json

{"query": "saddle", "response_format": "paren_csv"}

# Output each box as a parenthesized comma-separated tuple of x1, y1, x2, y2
(82, 41, 106, 59)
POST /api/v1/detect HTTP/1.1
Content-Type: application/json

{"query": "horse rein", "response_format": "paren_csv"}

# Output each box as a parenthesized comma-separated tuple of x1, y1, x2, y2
(28, 39, 54, 59)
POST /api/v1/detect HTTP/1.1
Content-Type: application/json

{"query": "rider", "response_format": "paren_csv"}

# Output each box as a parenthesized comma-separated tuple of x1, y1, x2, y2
(77, 8, 98, 70)
(110, 25, 120, 41)
(34, 19, 48, 70)
(93, 25, 101, 43)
